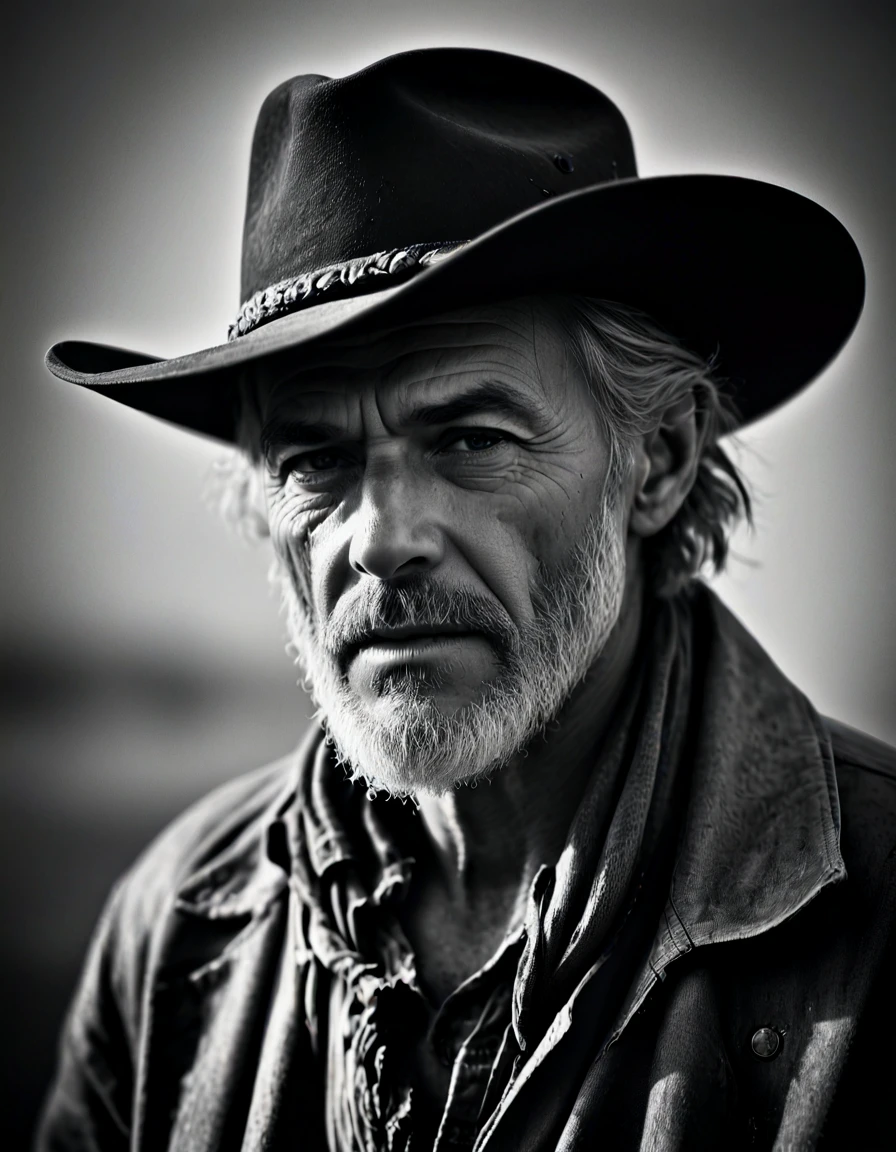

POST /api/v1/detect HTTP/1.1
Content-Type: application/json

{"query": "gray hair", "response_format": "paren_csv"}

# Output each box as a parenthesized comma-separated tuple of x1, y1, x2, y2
(213, 296, 751, 596)
(548, 296, 751, 596)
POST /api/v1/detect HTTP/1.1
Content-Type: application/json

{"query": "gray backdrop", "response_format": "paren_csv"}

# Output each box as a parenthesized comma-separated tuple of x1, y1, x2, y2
(2, 0, 894, 1145)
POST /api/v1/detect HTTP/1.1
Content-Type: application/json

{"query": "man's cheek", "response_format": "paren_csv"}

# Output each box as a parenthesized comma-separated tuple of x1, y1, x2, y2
(266, 496, 317, 576)
(267, 485, 336, 550)
(267, 506, 316, 624)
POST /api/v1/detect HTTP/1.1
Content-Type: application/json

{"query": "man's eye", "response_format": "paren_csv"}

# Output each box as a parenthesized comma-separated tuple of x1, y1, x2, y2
(286, 449, 351, 477)
(444, 430, 506, 453)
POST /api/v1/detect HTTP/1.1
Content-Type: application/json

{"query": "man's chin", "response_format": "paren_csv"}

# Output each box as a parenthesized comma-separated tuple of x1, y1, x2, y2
(322, 697, 516, 799)
(367, 677, 495, 720)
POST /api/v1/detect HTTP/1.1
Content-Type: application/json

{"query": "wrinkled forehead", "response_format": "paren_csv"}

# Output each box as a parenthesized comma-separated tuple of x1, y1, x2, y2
(251, 297, 580, 422)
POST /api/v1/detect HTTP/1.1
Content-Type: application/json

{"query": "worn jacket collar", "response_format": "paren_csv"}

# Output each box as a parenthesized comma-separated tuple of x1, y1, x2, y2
(604, 588, 846, 1048)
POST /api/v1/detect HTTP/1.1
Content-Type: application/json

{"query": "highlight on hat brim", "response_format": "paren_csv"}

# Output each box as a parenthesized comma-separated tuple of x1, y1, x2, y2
(46, 174, 865, 442)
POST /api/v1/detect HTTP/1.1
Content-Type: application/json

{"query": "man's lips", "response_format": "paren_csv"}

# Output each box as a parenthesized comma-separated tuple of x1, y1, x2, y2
(341, 625, 486, 668)
(368, 624, 476, 642)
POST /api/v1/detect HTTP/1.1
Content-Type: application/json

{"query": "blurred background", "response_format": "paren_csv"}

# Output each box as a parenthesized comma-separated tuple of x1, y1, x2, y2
(2, 0, 894, 1144)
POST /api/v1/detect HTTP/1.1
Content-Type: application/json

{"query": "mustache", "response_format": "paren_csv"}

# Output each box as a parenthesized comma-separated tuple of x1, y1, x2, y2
(323, 578, 519, 668)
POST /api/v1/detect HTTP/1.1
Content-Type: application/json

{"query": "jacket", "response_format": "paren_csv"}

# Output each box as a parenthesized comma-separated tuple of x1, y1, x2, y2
(36, 591, 896, 1150)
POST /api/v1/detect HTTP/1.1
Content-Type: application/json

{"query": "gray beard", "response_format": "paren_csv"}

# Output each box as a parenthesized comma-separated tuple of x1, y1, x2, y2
(274, 491, 627, 799)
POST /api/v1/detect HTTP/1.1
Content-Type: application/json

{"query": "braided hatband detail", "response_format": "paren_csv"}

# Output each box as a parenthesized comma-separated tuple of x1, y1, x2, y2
(228, 240, 471, 340)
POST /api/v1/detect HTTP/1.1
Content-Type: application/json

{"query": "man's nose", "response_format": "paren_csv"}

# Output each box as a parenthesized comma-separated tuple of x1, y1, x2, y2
(348, 463, 445, 580)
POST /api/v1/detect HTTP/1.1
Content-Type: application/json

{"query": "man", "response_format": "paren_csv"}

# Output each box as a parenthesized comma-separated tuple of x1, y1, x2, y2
(37, 48, 894, 1150)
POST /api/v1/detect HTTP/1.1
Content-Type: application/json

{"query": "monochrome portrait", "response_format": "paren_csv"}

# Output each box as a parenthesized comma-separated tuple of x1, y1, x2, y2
(3, 2, 894, 1148)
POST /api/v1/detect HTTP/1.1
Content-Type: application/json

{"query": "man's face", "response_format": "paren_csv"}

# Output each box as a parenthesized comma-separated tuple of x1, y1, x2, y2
(256, 299, 635, 796)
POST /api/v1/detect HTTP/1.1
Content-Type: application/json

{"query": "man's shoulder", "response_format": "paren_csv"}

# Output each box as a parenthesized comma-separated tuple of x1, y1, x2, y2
(824, 716, 896, 877)
(826, 716, 896, 782)
(114, 745, 301, 936)
(62, 745, 305, 1055)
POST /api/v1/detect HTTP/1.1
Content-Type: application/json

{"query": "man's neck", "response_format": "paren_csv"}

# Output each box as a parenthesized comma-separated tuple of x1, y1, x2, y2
(410, 565, 646, 939)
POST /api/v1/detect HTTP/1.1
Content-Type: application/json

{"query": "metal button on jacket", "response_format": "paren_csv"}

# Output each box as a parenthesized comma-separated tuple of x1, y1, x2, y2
(751, 1026, 782, 1059)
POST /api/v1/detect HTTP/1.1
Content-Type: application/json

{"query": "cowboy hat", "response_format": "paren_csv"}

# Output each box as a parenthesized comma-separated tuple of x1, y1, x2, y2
(45, 47, 865, 443)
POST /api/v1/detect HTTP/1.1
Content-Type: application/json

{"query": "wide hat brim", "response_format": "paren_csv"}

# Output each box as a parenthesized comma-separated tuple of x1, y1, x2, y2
(46, 173, 865, 442)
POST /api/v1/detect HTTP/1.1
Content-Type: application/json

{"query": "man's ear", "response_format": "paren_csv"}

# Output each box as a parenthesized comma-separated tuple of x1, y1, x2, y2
(628, 396, 701, 538)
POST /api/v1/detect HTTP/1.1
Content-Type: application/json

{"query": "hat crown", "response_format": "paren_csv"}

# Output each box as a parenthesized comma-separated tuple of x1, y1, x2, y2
(47, 47, 864, 444)
(240, 48, 637, 303)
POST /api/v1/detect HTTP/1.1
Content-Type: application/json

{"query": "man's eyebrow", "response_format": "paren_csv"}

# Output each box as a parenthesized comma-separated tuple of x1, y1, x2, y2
(259, 417, 344, 458)
(259, 381, 541, 456)
(404, 381, 541, 426)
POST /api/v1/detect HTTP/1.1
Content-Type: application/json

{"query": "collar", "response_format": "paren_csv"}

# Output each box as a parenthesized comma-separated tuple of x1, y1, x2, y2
(603, 587, 846, 1044)
(667, 588, 844, 949)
